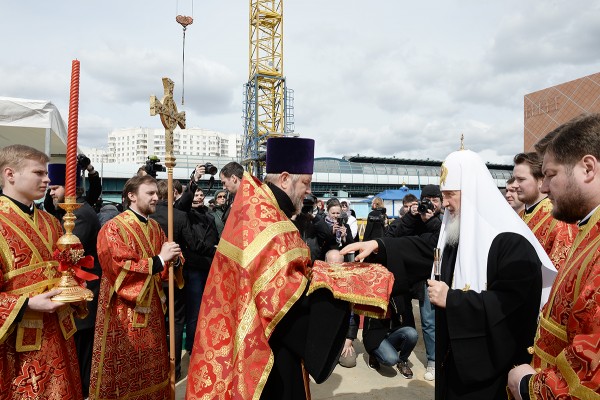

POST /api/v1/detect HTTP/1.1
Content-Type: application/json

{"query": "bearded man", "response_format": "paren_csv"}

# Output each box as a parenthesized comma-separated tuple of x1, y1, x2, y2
(89, 174, 182, 400)
(508, 113, 600, 399)
(513, 152, 575, 269)
(186, 138, 362, 399)
(344, 149, 556, 399)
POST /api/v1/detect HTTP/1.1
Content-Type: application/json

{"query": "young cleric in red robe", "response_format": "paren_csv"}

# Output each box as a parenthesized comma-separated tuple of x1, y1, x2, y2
(509, 113, 600, 399)
(0, 145, 83, 399)
(89, 174, 183, 400)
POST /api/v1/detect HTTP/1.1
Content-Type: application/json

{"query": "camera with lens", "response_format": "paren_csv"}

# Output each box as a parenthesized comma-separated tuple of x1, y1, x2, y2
(417, 198, 435, 214)
(204, 163, 218, 175)
(336, 212, 349, 226)
(77, 154, 91, 170)
(144, 155, 166, 178)
(301, 194, 317, 214)
(190, 162, 219, 180)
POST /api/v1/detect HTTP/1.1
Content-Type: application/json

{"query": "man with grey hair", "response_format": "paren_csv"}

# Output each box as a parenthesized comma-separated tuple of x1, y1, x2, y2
(187, 137, 358, 399)
(344, 148, 556, 399)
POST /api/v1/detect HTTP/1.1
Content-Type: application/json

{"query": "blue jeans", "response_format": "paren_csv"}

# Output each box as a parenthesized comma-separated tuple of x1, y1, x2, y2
(419, 283, 435, 363)
(184, 268, 209, 354)
(372, 326, 418, 366)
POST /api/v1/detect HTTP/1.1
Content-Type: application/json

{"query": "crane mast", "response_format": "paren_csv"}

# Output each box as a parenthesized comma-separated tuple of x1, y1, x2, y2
(242, 0, 294, 176)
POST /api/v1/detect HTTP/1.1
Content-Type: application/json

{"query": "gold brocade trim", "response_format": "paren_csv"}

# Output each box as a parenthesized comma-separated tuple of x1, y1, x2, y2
(574, 243, 599, 301)
(132, 279, 154, 328)
(218, 220, 299, 269)
(254, 353, 276, 400)
(0, 295, 27, 344)
(528, 373, 536, 399)
(539, 315, 568, 343)
(307, 282, 388, 318)
(16, 310, 43, 352)
(521, 199, 550, 225)
(95, 372, 169, 400)
(93, 286, 115, 399)
(58, 306, 77, 340)
(5, 278, 61, 296)
(530, 209, 553, 235)
(0, 211, 46, 264)
(4, 261, 59, 281)
(0, 227, 12, 274)
(544, 232, 600, 319)
(533, 342, 556, 368)
(556, 350, 598, 400)
(232, 247, 309, 361)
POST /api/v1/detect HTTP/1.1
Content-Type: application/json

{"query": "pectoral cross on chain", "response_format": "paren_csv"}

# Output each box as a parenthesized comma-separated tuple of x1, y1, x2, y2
(150, 77, 186, 167)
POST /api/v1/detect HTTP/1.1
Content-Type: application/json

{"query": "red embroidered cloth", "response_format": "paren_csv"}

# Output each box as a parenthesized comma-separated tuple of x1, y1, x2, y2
(521, 197, 576, 270)
(308, 260, 394, 318)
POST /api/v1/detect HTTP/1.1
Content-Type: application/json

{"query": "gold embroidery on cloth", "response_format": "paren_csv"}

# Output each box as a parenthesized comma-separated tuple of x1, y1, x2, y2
(0, 296, 27, 344)
(539, 315, 568, 343)
(556, 351, 598, 400)
(16, 310, 43, 352)
(218, 221, 299, 269)
(58, 306, 77, 340)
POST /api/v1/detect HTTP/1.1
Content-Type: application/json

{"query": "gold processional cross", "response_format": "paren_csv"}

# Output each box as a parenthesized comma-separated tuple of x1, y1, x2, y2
(150, 77, 186, 169)
(149, 77, 185, 400)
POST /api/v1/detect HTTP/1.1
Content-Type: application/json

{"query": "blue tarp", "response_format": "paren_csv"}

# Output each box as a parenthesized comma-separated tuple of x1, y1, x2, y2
(375, 187, 421, 200)
(373, 186, 422, 218)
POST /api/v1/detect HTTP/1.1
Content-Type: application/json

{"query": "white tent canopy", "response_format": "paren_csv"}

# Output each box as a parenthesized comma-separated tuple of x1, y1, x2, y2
(0, 97, 70, 162)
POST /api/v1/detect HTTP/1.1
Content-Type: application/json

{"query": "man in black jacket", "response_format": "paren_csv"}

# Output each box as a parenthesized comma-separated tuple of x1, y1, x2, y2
(174, 174, 219, 355)
(384, 184, 442, 380)
(150, 180, 191, 381)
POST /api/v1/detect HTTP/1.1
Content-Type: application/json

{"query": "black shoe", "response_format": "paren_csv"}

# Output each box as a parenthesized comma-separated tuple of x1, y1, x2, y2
(397, 360, 413, 379)
(368, 355, 380, 371)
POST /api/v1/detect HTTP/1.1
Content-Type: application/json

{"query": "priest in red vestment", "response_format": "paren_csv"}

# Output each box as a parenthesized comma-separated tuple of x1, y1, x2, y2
(0, 145, 83, 399)
(509, 113, 600, 399)
(513, 152, 576, 270)
(186, 138, 394, 400)
(89, 174, 183, 400)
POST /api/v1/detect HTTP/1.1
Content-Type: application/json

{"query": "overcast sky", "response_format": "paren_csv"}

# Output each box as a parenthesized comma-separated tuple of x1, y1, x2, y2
(2, 0, 599, 163)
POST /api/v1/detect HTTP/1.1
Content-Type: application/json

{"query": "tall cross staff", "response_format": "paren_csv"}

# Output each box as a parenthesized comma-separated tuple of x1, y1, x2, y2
(150, 77, 185, 399)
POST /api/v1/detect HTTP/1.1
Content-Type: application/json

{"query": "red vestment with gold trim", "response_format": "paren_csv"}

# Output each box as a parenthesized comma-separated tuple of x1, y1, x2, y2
(529, 206, 600, 398)
(186, 173, 311, 399)
(521, 198, 576, 270)
(0, 196, 83, 399)
(90, 210, 182, 400)
(186, 173, 393, 400)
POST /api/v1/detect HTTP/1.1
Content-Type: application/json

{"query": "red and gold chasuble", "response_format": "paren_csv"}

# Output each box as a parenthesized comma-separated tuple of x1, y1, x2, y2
(529, 206, 600, 399)
(186, 173, 311, 400)
(521, 198, 576, 270)
(0, 196, 83, 399)
(90, 210, 182, 400)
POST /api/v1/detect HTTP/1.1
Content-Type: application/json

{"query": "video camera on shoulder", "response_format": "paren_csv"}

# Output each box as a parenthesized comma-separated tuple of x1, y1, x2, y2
(417, 198, 435, 214)
(144, 155, 166, 178)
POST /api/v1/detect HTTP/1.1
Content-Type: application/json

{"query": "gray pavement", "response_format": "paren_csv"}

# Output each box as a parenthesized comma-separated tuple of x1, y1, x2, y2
(176, 302, 434, 399)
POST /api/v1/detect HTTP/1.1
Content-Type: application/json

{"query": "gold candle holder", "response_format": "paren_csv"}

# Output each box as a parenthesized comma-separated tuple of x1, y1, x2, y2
(52, 197, 94, 303)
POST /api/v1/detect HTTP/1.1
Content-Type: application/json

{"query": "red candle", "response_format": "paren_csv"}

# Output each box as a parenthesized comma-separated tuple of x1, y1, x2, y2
(65, 60, 80, 198)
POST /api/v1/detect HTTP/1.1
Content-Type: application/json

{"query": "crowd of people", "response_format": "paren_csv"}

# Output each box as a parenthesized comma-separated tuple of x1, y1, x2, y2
(0, 112, 599, 399)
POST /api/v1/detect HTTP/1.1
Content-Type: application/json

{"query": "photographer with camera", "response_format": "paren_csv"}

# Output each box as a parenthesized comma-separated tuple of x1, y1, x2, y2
(384, 184, 442, 381)
(218, 162, 244, 226)
(363, 196, 389, 241)
(315, 198, 355, 260)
